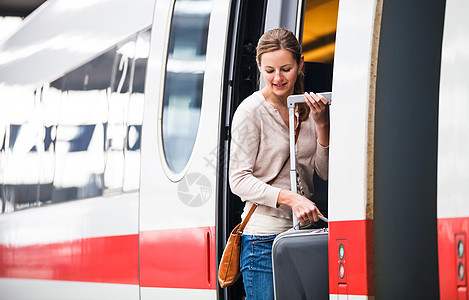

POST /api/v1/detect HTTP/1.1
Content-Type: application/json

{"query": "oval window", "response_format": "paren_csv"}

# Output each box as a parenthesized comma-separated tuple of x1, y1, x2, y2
(161, 0, 212, 174)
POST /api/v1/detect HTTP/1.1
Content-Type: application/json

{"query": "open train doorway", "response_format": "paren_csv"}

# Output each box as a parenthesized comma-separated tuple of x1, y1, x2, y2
(217, 0, 339, 299)
(300, 0, 339, 225)
(217, 1, 267, 299)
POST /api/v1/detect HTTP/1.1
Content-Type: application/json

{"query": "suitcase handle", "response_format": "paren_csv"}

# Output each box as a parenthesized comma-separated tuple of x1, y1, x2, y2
(293, 215, 329, 230)
(318, 215, 329, 223)
(287, 92, 332, 108)
(287, 93, 332, 230)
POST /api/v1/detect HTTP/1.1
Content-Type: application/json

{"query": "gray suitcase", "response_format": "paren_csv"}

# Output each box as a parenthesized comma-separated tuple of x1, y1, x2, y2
(271, 94, 331, 300)
(272, 228, 329, 300)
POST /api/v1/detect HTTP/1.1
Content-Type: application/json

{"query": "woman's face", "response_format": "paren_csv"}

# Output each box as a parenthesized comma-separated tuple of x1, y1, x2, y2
(258, 49, 303, 99)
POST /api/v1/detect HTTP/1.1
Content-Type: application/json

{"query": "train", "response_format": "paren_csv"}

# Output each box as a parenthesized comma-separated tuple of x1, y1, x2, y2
(0, 0, 467, 299)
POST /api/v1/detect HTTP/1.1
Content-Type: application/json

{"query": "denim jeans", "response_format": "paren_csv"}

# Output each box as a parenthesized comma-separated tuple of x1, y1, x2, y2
(240, 234, 278, 300)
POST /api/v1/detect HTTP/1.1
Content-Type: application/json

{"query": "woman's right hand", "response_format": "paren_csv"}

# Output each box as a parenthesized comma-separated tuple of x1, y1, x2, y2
(277, 190, 322, 224)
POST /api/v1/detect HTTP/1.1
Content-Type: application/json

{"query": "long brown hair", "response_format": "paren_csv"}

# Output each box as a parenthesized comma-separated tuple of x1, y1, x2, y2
(256, 28, 310, 121)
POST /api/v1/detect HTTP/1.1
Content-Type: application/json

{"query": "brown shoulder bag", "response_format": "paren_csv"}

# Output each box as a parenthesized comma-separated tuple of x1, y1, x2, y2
(217, 204, 257, 288)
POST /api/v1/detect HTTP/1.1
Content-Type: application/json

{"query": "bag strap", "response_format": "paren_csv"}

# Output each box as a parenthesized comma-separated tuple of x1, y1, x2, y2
(238, 204, 257, 233)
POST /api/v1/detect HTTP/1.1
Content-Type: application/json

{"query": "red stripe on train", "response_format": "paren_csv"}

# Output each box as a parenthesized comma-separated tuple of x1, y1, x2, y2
(139, 226, 217, 289)
(329, 219, 374, 296)
(0, 226, 217, 289)
(0, 234, 139, 284)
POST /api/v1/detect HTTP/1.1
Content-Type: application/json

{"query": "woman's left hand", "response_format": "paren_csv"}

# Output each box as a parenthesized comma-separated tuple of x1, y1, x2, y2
(304, 92, 329, 126)
(304, 92, 330, 147)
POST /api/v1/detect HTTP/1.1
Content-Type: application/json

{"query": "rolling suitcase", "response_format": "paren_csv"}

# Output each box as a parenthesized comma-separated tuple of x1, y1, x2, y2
(272, 228, 329, 300)
(272, 93, 331, 300)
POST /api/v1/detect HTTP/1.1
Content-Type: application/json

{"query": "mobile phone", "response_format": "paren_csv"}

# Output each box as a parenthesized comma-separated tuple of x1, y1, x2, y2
(287, 92, 332, 108)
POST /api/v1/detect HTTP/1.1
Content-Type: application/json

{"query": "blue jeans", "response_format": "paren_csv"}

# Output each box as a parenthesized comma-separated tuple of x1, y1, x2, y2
(240, 234, 277, 300)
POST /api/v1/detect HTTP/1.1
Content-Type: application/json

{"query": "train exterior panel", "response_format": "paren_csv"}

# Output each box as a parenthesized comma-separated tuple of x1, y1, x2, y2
(0, 0, 468, 299)
(327, 0, 379, 297)
(0, 0, 154, 299)
(438, 0, 469, 299)
(138, 0, 227, 297)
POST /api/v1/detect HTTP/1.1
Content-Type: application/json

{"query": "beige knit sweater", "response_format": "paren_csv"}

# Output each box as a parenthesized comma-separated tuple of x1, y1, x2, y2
(229, 91, 329, 221)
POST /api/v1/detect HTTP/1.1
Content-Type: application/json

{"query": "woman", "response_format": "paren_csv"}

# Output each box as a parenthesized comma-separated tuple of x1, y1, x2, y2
(228, 28, 330, 299)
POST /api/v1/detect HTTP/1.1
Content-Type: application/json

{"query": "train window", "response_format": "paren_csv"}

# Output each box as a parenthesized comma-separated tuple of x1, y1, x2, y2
(124, 28, 151, 192)
(0, 125, 4, 213)
(38, 85, 55, 204)
(1, 91, 41, 210)
(0, 128, 5, 151)
(52, 48, 113, 202)
(161, 0, 212, 175)
(104, 38, 137, 192)
(0, 31, 150, 212)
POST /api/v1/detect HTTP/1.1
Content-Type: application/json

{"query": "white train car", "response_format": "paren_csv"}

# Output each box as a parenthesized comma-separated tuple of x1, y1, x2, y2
(0, 0, 467, 299)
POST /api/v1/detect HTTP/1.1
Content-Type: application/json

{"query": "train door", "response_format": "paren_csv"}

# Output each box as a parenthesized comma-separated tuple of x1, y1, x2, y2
(139, 0, 231, 299)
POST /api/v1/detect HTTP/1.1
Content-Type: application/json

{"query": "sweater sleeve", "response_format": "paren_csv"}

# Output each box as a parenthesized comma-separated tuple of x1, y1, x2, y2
(228, 106, 281, 209)
(314, 141, 329, 181)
